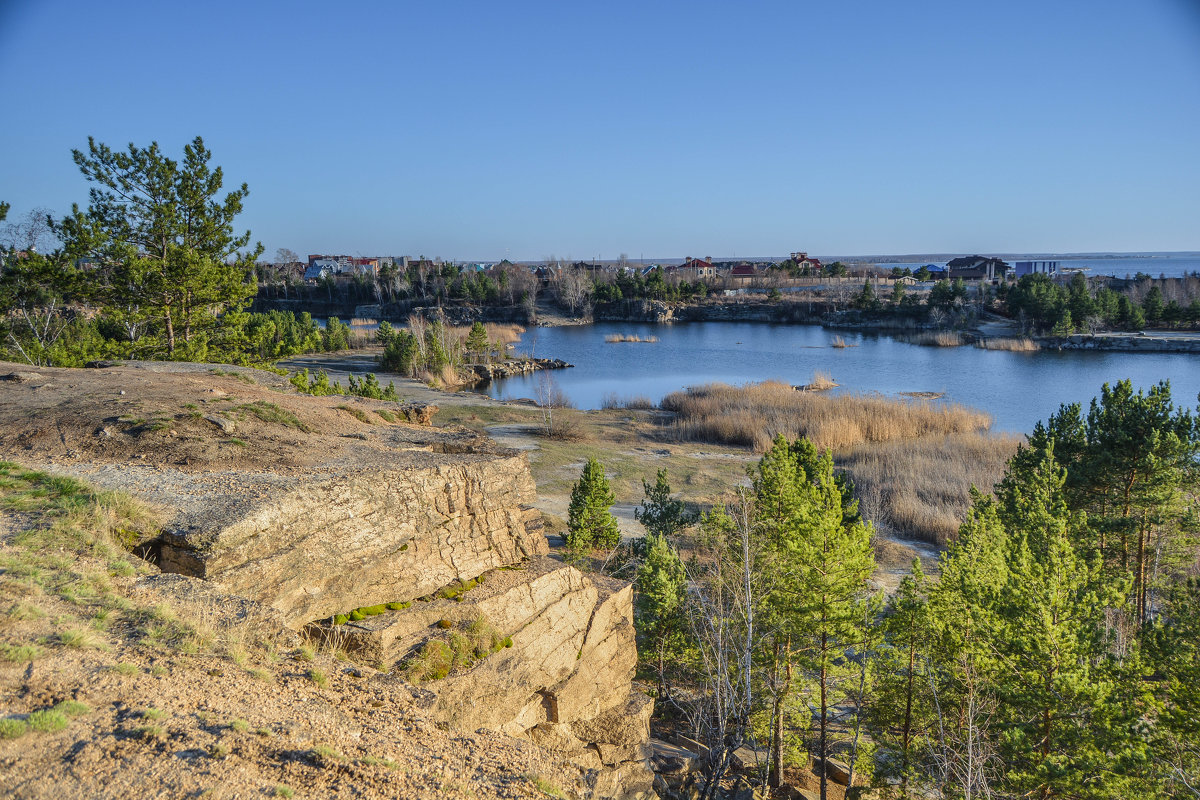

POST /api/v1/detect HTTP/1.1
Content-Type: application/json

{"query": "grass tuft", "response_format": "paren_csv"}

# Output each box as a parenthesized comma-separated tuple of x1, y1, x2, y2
(0, 718, 28, 739)
(28, 709, 69, 733)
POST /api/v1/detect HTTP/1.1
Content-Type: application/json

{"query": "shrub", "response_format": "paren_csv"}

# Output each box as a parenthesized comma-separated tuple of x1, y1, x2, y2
(307, 668, 327, 687)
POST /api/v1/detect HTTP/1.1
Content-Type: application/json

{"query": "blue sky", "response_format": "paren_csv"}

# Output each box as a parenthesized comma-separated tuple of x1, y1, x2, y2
(2, 0, 1198, 260)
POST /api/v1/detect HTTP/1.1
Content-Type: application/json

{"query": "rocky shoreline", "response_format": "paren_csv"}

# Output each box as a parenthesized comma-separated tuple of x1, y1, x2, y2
(1039, 332, 1200, 353)
(469, 357, 573, 385)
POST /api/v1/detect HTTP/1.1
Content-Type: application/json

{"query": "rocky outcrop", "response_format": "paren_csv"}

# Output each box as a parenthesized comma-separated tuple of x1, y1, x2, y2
(1043, 332, 1200, 353)
(327, 556, 654, 800)
(470, 358, 573, 385)
(158, 454, 547, 627)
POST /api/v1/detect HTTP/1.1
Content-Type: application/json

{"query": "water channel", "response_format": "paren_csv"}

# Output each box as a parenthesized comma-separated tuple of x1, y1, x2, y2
(480, 321, 1200, 434)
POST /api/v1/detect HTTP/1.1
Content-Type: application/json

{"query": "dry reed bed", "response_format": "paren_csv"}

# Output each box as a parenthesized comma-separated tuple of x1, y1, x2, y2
(839, 432, 1021, 546)
(977, 337, 1039, 352)
(661, 381, 992, 453)
(604, 334, 659, 343)
(904, 331, 966, 347)
(795, 371, 838, 392)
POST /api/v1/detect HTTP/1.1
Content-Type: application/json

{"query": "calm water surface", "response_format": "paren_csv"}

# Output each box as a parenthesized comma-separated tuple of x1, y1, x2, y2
(481, 322, 1200, 435)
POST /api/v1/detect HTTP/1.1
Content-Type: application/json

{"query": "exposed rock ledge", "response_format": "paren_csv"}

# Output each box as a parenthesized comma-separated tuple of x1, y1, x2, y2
(325, 556, 655, 800)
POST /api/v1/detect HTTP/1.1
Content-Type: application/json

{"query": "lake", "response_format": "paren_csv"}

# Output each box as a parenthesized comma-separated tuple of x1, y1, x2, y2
(480, 322, 1200, 435)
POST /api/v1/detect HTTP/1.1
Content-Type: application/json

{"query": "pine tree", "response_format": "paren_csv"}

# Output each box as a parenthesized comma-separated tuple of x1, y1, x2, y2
(465, 321, 489, 361)
(57, 136, 262, 358)
(635, 533, 688, 696)
(567, 458, 621, 550)
(752, 436, 876, 796)
(635, 468, 694, 541)
(871, 559, 937, 796)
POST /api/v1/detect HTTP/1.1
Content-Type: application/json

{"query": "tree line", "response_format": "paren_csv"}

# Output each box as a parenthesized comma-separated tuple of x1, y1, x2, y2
(592, 379, 1200, 799)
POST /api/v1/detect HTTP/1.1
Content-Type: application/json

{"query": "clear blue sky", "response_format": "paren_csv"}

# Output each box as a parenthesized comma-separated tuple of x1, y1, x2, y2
(2, 0, 1198, 260)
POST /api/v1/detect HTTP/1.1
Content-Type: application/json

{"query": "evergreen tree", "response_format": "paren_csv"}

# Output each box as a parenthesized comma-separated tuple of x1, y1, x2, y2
(990, 447, 1134, 799)
(635, 468, 695, 541)
(56, 136, 262, 358)
(465, 321, 489, 360)
(567, 458, 621, 550)
(752, 436, 875, 796)
(871, 559, 937, 796)
(854, 279, 879, 311)
(635, 533, 689, 697)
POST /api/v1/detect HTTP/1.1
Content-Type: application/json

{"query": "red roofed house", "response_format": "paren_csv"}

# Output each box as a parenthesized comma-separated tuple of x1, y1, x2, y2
(668, 256, 717, 282)
(727, 263, 759, 288)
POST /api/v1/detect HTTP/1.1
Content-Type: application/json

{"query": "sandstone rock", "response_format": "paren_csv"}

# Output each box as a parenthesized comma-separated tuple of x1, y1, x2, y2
(0, 371, 45, 382)
(783, 786, 820, 800)
(131, 572, 299, 648)
(815, 756, 853, 785)
(158, 454, 547, 626)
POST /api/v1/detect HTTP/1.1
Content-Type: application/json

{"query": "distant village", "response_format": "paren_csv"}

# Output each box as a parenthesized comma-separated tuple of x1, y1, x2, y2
(272, 251, 1082, 295)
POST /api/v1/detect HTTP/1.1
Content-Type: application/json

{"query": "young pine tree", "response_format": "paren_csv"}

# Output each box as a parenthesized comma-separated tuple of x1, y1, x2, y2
(567, 458, 621, 550)
(635, 468, 695, 541)
(635, 533, 689, 698)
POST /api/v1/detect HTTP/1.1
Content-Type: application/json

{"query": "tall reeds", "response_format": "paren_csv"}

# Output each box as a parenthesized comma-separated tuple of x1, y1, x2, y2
(604, 334, 659, 343)
(661, 381, 992, 453)
(840, 432, 1021, 546)
(904, 331, 965, 347)
(976, 337, 1039, 352)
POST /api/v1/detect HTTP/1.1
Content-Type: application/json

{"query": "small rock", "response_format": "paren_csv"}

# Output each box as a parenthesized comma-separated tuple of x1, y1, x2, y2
(119, 390, 126, 395)
(204, 414, 235, 434)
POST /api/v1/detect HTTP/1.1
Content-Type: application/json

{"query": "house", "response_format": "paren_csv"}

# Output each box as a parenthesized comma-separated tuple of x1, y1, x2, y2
(1013, 260, 1060, 278)
(306, 254, 380, 277)
(669, 256, 717, 282)
(304, 263, 332, 281)
(790, 251, 823, 272)
(726, 263, 759, 288)
(946, 256, 1009, 281)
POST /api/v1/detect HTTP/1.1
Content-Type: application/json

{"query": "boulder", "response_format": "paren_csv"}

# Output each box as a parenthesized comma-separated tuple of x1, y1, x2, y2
(815, 756, 853, 785)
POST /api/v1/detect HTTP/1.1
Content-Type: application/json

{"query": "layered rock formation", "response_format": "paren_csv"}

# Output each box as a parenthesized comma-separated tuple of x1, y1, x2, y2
(158, 453, 547, 626)
(0, 361, 655, 799)
(326, 556, 655, 799)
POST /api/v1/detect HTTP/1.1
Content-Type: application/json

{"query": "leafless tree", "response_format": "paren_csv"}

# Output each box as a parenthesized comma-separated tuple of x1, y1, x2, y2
(2, 207, 56, 252)
(927, 653, 998, 800)
(679, 492, 765, 800)
(535, 371, 575, 437)
(555, 265, 592, 317)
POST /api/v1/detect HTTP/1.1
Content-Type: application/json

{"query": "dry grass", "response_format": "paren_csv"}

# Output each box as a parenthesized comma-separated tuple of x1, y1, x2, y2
(977, 337, 1040, 352)
(796, 371, 838, 392)
(903, 331, 965, 347)
(661, 381, 992, 452)
(604, 334, 659, 343)
(830, 335, 856, 348)
(840, 432, 1021, 545)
